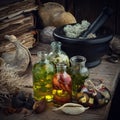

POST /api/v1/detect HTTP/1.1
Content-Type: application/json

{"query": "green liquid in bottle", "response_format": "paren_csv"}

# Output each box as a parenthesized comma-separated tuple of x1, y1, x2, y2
(32, 51, 55, 102)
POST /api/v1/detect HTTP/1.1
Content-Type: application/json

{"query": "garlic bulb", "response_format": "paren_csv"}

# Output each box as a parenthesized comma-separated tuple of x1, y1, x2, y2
(53, 103, 89, 115)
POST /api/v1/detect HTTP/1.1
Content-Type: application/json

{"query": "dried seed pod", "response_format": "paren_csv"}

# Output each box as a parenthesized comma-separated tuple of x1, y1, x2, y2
(11, 91, 26, 108)
(33, 100, 47, 114)
(53, 103, 89, 115)
(24, 94, 35, 110)
(3, 106, 17, 115)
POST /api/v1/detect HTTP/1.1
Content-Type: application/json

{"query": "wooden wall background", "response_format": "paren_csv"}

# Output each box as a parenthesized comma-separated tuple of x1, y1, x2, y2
(41, 0, 120, 35)
(0, 0, 120, 35)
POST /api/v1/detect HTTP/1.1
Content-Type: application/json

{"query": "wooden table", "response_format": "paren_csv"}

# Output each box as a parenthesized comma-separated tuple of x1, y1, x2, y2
(0, 45, 120, 120)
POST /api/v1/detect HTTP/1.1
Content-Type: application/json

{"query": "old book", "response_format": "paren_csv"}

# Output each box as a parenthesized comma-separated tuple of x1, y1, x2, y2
(0, 31, 36, 53)
(0, 0, 38, 21)
(0, 14, 35, 41)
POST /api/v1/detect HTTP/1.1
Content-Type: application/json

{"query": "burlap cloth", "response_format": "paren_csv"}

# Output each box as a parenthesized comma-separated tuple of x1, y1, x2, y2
(21, 43, 51, 88)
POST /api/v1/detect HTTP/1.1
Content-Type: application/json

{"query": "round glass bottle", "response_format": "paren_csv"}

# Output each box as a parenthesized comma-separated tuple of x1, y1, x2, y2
(48, 41, 70, 67)
(70, 56, 89, 101)
(52, 63, 72, 106)
(32, 51, 55, 102)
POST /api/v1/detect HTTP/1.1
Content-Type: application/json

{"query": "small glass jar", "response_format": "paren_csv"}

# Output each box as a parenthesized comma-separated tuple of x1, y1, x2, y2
(32, 51, 55, 102)
(48, 41, 70, 67)
(52, 63, 72, 106)
(70, 56, 89, 101)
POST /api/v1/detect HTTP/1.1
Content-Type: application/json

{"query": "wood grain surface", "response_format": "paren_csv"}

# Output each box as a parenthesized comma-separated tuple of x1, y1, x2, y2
(0, 43, 120, 120)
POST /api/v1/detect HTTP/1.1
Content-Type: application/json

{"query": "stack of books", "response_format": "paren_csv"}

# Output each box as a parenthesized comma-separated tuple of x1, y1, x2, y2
(0, 0, 38, 53)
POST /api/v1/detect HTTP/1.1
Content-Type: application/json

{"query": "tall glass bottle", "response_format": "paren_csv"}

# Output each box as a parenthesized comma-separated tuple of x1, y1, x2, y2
(70, 56, 89, 101)
(48, 41, 70, 67)
(52, 63, 72, 106)
(32, 51, 55, 102)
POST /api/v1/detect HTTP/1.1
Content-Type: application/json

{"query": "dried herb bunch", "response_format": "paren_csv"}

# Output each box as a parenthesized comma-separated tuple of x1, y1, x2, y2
(0, 62, 23, 94)
(0, 58, 24, 107)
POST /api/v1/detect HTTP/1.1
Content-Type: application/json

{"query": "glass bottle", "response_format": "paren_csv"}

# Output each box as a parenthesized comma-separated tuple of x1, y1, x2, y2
(32, 51, 55, 102)
(70, 56, 89, 101)
(48, 41, 70, 67)
(52, 63, 72, 106)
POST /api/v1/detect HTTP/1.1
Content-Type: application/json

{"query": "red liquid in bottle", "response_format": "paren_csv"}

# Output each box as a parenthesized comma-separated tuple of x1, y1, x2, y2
(52, 64, 72, 106)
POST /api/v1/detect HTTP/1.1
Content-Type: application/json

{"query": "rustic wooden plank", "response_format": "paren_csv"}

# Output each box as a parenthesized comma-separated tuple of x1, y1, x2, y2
(0, 43, 120, 120)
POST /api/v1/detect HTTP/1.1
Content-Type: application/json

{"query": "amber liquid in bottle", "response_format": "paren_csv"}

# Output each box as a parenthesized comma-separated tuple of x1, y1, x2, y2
(52, 63, 72, 106)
